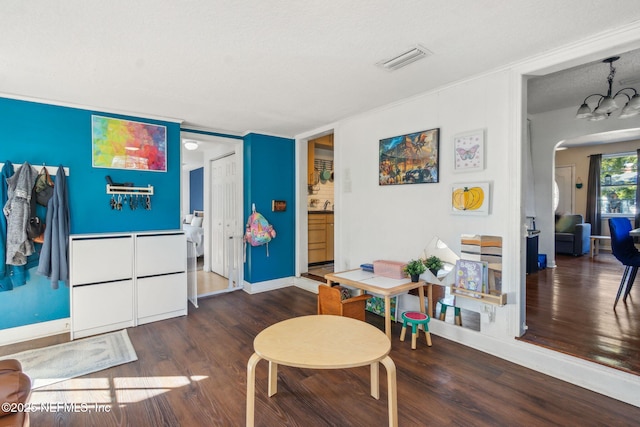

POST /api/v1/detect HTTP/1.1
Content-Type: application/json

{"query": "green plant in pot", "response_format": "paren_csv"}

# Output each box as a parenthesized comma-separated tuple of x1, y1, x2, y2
(424, 255, 444, 276)
(405, 259, 426, 282)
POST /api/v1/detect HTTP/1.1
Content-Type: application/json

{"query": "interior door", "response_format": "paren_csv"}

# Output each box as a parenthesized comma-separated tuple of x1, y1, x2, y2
(555, 165, 575, 214)
(210, 154, 239, 282)
(187, 240, 198, 308)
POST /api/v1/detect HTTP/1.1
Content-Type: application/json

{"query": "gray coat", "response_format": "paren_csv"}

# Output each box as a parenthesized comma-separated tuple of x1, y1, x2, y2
(3, 162, 38, 266)
(37, 166, 69, 288)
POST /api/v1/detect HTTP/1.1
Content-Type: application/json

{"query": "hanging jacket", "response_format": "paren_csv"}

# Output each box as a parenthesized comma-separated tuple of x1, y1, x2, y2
(0, 161, 14, 291)
(3, 162, 38, 266)
(37, 166, 69, 288)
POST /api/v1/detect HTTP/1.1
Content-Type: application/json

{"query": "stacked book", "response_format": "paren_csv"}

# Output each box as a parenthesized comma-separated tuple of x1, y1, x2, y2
(454, 259, 489, 297)
(360, 263, 374, 272)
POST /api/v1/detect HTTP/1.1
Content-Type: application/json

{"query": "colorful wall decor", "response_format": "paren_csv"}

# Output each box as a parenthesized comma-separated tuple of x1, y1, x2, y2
(379, 128, 439, 185)
(453, 129, 485, 172)
(451, 182, 491, 215)
(92, 115, 167, 172)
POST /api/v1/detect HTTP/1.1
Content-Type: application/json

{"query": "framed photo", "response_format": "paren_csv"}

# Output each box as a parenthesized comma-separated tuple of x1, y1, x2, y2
(379, 128, 439, 185)
(92, 115, 167, 172)
(453, 129, 485, 172)
(451, 182, 490, 215)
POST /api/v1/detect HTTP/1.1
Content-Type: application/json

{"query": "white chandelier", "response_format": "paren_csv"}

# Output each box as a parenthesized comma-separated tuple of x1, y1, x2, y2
(576, 56, 640, 121)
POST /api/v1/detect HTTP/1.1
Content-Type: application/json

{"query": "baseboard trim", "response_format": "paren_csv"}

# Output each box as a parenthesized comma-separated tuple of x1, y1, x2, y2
(294, 276, 321, 294)
(0, 318, 70, 346)
(242, 277, 294, 294)
(429, 320, 640, 408)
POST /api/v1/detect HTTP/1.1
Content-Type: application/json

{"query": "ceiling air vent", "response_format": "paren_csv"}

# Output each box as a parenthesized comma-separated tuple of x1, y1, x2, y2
(377, 45, 432, 71)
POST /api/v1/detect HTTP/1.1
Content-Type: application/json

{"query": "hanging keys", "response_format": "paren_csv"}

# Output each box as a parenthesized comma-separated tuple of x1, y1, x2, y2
(108, 189, 153, 212)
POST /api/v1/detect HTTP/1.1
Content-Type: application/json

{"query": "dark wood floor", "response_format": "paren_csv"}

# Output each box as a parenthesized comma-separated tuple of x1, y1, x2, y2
(520, 252, 640, 375)
(2, 284, 639, 426)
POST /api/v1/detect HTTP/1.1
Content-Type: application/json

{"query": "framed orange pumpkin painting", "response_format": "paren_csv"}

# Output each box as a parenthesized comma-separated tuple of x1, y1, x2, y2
(451, 182, 490, 215)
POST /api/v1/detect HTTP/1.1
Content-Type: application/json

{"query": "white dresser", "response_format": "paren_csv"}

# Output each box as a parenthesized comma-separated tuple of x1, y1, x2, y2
(69, 231, 187, 339)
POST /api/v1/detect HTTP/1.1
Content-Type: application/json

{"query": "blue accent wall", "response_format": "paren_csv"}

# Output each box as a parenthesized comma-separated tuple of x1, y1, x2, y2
(189, 167, 204, 212)
(0, 97, 182, 330)
(243, 133, 295, 283)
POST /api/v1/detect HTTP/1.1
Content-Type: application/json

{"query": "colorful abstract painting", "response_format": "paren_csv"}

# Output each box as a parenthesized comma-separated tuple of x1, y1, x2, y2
(92, 115, 167, 172)
(379, 128, 439, 185)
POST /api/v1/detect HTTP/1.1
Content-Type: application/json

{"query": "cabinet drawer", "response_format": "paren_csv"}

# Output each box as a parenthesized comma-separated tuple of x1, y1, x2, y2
(71, 236, 133, 285)
(136, 233, 186, 276)
(72, 280, 134, 332)
(309, 242, 326, 251)
(309, 215, 326, 225)
(309, 248, 326, 264)
(137, 273, 187, 320)
(309, 228, 327, 244)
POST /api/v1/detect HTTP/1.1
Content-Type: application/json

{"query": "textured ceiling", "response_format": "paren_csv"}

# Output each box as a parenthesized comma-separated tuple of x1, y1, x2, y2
(528, 48, 640, 115)
(2, 1, 640, 138)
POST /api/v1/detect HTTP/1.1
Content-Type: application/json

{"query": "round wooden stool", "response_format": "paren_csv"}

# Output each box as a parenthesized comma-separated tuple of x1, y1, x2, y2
(438, 299, 462, 326)
(399, 311, 432, 349)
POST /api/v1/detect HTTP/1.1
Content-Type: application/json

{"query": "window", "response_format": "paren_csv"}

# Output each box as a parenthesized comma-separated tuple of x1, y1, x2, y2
(600, 152, 637, 216)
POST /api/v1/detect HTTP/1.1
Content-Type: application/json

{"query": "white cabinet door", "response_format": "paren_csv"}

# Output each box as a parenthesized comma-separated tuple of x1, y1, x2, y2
(137, 273, 187, 324)
(136, 233, 186, 277)
(71, 236, 133, 285)
(71, 280, 134, 339)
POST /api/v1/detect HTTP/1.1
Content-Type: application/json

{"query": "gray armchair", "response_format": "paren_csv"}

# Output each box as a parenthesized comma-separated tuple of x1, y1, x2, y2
(555, 214, 591, 256)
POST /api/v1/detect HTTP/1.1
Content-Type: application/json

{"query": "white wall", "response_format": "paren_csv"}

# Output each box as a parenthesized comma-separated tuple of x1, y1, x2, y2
(528, 105, 640, 266)
(333, 70, 519, 340)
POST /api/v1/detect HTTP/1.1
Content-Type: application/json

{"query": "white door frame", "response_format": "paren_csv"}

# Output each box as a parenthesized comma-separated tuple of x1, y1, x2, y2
(181, 130, 244, 293)
(294, 128, 336, 278)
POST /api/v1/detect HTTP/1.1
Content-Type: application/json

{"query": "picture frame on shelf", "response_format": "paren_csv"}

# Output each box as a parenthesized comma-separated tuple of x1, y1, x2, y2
(451, 182, 491, 216)
(379, 128, 439, 185)
(453, 129, 485, 172)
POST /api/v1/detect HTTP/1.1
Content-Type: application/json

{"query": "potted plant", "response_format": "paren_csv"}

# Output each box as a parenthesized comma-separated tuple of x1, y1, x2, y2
(405, 259, 426, 282)
(424, 255, 444, 276)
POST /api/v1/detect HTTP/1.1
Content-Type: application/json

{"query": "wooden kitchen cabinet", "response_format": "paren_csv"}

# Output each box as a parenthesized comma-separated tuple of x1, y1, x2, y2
(326, 214, 334, 261)
(308, 214, 327, 263)
(308, 213, 334, 264)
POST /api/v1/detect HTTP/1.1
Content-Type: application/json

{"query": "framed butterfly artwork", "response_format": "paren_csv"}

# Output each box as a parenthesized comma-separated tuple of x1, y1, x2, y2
(453, 129, 485, 172)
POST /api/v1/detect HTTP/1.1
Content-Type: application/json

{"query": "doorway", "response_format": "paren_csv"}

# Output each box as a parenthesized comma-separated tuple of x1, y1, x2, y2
(181, 130, 244, 300)
(306, 134, 335, 279)
(523, 43, 640, 378)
